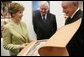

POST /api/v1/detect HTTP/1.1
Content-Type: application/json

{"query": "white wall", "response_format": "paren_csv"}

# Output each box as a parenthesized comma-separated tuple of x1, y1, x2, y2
(1, 38, 10, 56)
(50, 1, 65, 29)
(79, 1, 83, 11)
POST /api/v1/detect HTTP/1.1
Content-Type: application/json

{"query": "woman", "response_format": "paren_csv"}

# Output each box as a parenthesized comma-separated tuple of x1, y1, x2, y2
(2, 3, 33, 56)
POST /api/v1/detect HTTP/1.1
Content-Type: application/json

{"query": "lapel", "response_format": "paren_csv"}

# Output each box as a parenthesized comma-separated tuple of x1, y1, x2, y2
(65, 9, 83, 25)
(46, 13, 50, 22)
(9, 20, 28, 42)
(65, 17, 71, 25)
(71, 9, 83, 23)
(39, 12, 50, 23)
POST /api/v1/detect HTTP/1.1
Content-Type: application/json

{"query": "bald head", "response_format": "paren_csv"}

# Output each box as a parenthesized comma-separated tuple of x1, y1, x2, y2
(62, 1, 78, 8)
(62, 1, 79, 17)
(39, 1, 49, 15)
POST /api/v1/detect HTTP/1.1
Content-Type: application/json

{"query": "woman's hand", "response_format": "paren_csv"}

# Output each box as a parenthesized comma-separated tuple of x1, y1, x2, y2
(20, 43, 28, 49)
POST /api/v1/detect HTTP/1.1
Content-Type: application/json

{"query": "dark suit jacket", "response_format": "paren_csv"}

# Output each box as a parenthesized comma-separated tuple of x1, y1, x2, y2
(65, 9, 83, 56)
(33, 10, 57, 40)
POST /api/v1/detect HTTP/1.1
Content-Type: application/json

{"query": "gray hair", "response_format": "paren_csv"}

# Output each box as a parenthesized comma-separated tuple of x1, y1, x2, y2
(39, 1, 49, 9)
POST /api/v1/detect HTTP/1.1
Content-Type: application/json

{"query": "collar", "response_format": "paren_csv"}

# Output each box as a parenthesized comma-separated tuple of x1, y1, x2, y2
(71, 8, 80, 19)
(10, 18, 21, 26)
(41, 14, 47, 20)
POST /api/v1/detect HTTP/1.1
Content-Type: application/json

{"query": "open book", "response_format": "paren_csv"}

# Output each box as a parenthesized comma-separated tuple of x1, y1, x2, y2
(17, 19, 81, 56)
(38, 19, 81, 56)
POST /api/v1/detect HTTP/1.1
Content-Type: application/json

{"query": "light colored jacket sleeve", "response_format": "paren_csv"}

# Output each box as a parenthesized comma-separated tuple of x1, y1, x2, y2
(2, 25, 21, 51)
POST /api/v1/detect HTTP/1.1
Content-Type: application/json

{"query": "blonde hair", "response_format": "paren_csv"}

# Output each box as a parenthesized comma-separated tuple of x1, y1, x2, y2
(8, 3, 24, 15)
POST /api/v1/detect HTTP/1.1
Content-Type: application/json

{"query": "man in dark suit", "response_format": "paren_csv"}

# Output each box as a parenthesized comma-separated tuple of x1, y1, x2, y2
(33, 1, 57, 40)
(62, 1, 83, 56)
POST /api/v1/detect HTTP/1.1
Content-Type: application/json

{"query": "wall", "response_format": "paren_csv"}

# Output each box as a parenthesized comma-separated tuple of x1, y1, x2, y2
(50, 1, 65, 29)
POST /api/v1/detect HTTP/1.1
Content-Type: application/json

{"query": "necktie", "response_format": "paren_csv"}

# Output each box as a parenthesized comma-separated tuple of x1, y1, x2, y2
(43, 15, 45, 22)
